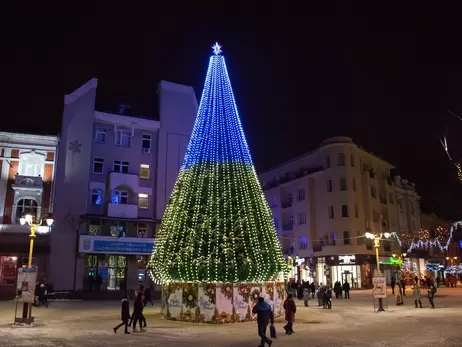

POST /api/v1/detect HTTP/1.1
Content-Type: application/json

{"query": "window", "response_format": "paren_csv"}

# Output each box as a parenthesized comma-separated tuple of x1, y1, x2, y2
(370, 186, 377, 198)
(389, 192, 394, 204)
(273, 218, 279, 228)
(140, 164, 150, 179)
(341, 205, 349, 217)
(343, 231, 350, 245)
(325, 156, 331, 168)
(340, 177, 347, 191)
(15, 199, 37, 223)
(113, 160, 129, 173)
(410, 203, 415, 214)
(289, 216, 294, 226)
(297, 188, 305, 201)
(350, 154, 355, 167)
(95, 128, 106, 143)
(142, 134, 152, 150)
(328, 205, 334, 219)
(93, 158, 104, 174)
(298, 212, 306, 225)
(138, 193, 149, 209)
(137, 222, 148, 238)
(357, 231, 364, 245)
(19, 152, 45, 177)
(327, 179, 333, 192)
(112, 191, 128, 204)
(338, 153, 345, 166)
(288, 193, 293, 205)
(91, 189, 103, 205)
(110, 222, 126, 237)
(116, 130, 131, 147)
(354, 204, 359, 218)
(300, 237, 308, 249)
(352, 178, 356, 191)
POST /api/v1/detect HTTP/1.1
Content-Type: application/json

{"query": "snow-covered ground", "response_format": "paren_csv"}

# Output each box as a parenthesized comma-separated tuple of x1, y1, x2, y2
(0, 288, 462, 346)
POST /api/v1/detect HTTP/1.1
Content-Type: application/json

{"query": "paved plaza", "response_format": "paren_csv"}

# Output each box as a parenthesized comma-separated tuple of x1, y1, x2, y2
(0, 288, 462, 346)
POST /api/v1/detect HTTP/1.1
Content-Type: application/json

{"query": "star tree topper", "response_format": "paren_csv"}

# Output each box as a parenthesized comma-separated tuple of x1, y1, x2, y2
(212, 42, 222, 55)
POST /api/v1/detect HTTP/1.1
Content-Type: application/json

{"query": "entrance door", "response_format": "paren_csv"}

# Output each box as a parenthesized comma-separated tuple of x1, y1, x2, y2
(342, 272, 353, 285)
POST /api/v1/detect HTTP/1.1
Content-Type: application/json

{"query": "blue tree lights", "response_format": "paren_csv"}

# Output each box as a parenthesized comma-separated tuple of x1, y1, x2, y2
(148, 43, 287, 283)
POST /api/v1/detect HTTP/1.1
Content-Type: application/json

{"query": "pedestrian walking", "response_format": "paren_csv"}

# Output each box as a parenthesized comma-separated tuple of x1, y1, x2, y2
(303, 287, 310, 307)
(412, 285, 423, 308)
(143, 285, 154, 306)
(132, 292, 146, 332)
(114, 294, 130, 334)
(391, 277, 395, 295)
(283, 293, 296, 335)
(252, 296, 274, 347)
(428, 284, 436, 309)
(310, 282, 316, 299)
(342, 281, 350, 299)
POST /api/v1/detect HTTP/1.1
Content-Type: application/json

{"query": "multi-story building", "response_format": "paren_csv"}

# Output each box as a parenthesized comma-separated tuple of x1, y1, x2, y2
(0, 132, 58, 299)
(50, 78, 197, 292)
(260, 137, 421, 288)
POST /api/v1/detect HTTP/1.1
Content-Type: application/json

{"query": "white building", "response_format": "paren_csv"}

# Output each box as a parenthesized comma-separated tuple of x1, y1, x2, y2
(259, 137, 421, 288)
(49, 78, 197, 292)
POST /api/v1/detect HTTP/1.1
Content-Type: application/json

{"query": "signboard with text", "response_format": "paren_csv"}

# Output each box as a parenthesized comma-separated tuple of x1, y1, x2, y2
(372, 277, 387, 299)
(16, 268, 37, 303)
(79, 235, 154, 255)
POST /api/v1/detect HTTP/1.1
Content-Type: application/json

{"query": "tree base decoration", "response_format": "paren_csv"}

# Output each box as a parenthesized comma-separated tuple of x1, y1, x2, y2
(162, 282, 285, 324)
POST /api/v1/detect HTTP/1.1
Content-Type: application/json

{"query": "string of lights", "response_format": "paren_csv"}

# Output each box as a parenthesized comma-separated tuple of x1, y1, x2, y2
(405, 221, 462, 253)
(148, 43, 286, 284)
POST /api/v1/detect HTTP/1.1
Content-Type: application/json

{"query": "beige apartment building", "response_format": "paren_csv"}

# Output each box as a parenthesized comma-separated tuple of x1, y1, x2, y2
(259, 137, 421, 288)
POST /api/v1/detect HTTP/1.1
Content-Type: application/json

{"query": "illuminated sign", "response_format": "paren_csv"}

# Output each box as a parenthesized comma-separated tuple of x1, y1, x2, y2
(379, 257, 403, 265)
(339, 255, 356, 265)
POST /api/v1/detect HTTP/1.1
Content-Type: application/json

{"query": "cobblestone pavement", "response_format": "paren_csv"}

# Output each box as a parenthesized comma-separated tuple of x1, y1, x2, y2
(1, 288, 462, 346)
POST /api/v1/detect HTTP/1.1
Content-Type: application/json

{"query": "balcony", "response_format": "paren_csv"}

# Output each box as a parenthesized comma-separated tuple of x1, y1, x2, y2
(107, 203, 138, 219)
(281, 201, 293, 209)
(12, 175, 43, 192)
(282, 224, 293, 231)
(108, 172, 139, 192)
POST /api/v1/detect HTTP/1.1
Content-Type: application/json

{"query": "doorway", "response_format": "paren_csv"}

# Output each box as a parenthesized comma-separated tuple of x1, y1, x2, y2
(342, 271, 353, 284)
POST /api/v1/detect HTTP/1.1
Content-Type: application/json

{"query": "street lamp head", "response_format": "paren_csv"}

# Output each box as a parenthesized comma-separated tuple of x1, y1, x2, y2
(383, 232, 391, 239)
(365, 232, 373, 239)
(392, 254, 396, 258)
(454, 257, 458, 260)
(19, 217, 26, 226)
(46, 218, 54, 227)
(402, 253, 407, 257)
(446, 257, 450, 260)
(25, 214, 33, 224)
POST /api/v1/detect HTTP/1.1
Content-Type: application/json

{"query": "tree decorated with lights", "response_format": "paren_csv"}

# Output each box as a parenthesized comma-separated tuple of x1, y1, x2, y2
(148, 43, 286, 284)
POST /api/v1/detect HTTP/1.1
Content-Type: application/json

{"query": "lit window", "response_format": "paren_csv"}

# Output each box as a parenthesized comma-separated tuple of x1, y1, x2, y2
(112, 191, 128, 204)
(95, 128, 106, 143)
(113, 160, 129, 173)
(137, 222, 147, 238)
(91, 189, 103, 205)
(138, 193, 149, 209)
(19, 152, 45, 177)
(142, 134, 151, 149)
(15, 199, 37, 224)
(140, 164, 150, 179)
(116, 130, 131, 147)
(93, 158, 104, 174)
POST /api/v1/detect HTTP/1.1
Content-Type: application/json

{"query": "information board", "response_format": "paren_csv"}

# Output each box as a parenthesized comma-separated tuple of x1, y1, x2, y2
(16, 268, 37, 303)
(372, 277, 387, 299)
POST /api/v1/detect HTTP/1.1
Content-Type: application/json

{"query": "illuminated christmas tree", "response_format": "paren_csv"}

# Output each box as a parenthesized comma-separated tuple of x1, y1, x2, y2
(148, 43, 286, 284)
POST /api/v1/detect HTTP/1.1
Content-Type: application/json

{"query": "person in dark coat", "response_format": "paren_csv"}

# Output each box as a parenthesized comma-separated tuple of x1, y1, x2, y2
(252, 297, 274, 346)
(132, 292, 145, 332)
(310, 282, 316, 299)
(283, 293, 297, 335)
(391, 277, 396, 295)
(343, 281, 350, 299)
(114, 294, 131, 334)
(143, 285, 153, 306)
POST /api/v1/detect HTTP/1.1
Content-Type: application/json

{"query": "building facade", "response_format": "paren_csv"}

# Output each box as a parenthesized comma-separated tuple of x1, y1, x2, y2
(260, 137, 421, 288)
(0, 132, 58, 299)
(50, 78, 197, 292)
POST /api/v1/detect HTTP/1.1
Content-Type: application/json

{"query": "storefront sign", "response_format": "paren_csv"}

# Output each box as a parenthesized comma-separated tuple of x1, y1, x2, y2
(372, 277, 387, 299)
(339, 255, 356, 265)
(79, 235, 154, 255)
(379, 257, 403, 265)
(15, 268, 37, 303)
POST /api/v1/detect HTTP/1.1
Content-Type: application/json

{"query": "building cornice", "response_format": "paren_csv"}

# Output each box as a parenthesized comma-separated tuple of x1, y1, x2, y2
(94, 111, 160, 131)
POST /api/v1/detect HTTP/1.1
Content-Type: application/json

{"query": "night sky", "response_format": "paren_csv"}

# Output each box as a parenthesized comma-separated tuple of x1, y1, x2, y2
(6, 3, 462, 219)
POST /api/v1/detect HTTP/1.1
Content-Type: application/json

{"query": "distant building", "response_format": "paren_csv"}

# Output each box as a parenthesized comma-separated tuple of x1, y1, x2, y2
(259, 137, 421, 287)
(0, 132, 58, 299)
(50, 78, 197, 292)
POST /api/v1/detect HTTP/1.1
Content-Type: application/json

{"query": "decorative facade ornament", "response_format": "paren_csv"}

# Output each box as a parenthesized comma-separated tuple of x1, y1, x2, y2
(68, 140, 82, 154)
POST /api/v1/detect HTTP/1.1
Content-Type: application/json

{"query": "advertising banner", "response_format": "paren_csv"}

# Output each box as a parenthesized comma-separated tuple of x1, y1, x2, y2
(372, 276, 387, 299)
(16, 268, 37, 303)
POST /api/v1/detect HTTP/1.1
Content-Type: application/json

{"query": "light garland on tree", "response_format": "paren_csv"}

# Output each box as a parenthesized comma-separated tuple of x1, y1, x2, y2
(147, 43, 287, 284)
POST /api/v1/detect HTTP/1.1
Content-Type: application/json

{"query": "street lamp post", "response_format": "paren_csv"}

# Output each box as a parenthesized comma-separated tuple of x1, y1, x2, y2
(19, 214, 53, 324)
(365, 216, 391, 313)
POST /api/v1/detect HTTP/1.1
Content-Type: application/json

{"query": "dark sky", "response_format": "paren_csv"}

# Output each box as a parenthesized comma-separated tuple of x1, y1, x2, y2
(6, 3, 462, 219)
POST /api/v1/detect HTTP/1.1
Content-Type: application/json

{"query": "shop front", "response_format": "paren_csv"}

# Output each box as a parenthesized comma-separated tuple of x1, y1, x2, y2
(78, 235, 154, 292)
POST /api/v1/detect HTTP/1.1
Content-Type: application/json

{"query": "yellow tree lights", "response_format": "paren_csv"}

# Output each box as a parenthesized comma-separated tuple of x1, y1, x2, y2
(148, 44, 286, 284)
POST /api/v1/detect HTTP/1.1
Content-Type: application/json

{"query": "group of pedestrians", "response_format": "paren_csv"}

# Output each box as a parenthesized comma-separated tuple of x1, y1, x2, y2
(113, 284, 153, 334)
(392, 276, 437, 309)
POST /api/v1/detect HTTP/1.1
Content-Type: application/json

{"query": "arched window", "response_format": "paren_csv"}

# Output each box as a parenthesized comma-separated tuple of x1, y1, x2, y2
(91, 189, 103, 205)
(16, 199, 38, 223)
